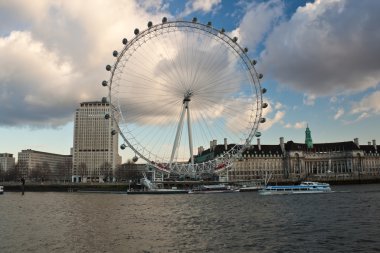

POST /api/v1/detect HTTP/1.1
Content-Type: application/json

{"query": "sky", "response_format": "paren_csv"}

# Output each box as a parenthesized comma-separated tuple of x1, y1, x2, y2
(0, 0, 379, 163)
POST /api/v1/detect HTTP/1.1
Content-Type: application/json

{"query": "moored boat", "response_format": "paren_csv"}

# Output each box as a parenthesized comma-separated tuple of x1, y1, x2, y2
(259, 181, 332, 195)
(189, 184, 237, 194)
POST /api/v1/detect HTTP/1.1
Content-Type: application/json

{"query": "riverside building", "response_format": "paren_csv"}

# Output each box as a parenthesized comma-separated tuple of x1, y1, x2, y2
(194, 127, 380, 182)
(72, 100, 121, 183)
(0, 153, 15, 172)
(17, 149, 72, 180)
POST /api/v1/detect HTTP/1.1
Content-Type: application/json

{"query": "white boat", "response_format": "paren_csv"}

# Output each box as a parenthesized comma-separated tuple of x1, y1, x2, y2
(129, 172, 189, 194)
(259, 181, 332, 195)
(189, 184, 237, 194)
(238, 185, 263, 192)
(0, 186, 4, 194)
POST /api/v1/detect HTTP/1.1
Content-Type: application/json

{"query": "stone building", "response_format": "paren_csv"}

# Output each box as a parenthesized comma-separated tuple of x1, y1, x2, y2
(18, 149, 72, 181)
(194, 128, 380, 182)
(72, 100, 121, 183)
(0, 153, 15, 172)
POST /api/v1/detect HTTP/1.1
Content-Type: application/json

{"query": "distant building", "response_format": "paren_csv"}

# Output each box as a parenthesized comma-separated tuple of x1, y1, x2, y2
(0, 153, 15, 172)
(194, 127, 380, 182)
(18, 149, 72, 181)
(72, 100, 121, 183)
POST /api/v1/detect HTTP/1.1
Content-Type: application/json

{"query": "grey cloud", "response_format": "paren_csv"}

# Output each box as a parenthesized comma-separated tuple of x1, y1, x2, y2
(261, 0, 380, 96)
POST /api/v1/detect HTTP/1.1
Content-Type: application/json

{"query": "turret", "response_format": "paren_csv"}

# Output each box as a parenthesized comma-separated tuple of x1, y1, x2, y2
(305, 124, 313, 149)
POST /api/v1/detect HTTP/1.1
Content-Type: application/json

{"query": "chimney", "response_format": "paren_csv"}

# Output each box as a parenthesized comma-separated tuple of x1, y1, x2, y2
(213, 140, 217, 149)
(373, 140, 377, 151)
(224, 138, 227, 151)
(198, 146, 204, 155)
(210, 141, 213, 151)
(368, 142, 372, 145)
(257, 138, 261, 151)
(354, 138, 359, 148)
(280, 137, 285, 153)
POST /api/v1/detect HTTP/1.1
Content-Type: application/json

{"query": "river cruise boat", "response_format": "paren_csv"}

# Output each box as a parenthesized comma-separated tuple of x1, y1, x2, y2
(259, 181, 332, 195)
(0, 186, 4, 194)
(189, 184, 237, 194)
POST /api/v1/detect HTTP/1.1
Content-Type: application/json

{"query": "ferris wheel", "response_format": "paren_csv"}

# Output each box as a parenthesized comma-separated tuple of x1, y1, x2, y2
(102, 17, 267, 177)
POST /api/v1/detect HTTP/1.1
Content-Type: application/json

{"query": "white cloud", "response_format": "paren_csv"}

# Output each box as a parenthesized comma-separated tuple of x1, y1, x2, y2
(351, 91, 380, 115)
(259, 100, 286, 131)
(261, 0, 380, 96)
(180, 0, 221, 17)
(334, 108, 344, 120)
(303, 94, 316, 106)
(0, 0, 170, 127)
(230, 0, 284, 52)
(284, 121, 307, 129)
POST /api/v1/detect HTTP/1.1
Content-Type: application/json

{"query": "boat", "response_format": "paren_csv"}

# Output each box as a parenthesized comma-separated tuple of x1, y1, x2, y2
(189, 184, 237, 194)
(127, 172, 188, 194)
(0, 186, 3, 194)
(238, 185, 263, 192)
(259, 181, 332, 195)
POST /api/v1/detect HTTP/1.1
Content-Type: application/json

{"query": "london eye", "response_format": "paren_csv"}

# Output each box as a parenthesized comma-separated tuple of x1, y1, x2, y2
(102, 17, 267, 177)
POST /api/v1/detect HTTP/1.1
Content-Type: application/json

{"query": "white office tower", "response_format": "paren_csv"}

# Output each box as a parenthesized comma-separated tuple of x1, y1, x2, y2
(72, 100, 120, 183)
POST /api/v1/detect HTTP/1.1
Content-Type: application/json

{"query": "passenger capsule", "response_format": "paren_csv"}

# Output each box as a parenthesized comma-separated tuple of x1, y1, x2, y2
(106, 65, 112, 71)
(113, 50, 118, 57)
(262, 102, 268, 108)
(132, 156, 138, 162)
(111, 130, 117, 135)
(233, 37, 238, 42)
(122, 38, 128, 45)
(162, 17, 167, 23)
(104, 114, 110, 119)
(134, 28, 139, 35)
(220, 28, 225, 34)
(147, 21, 153, 28)
(207, 21, 212, 26)
(192, 17, 197, 23)
(258, 73, 264, 79)
(260, 118, 266, 123)
(244, 48, 248, 53)
(252, 60, 257, 65)
(120, 144, 127, 150)
(262, 88, 267, 94)
(255, 132, 262, 137)
(102, 80, 108, 87)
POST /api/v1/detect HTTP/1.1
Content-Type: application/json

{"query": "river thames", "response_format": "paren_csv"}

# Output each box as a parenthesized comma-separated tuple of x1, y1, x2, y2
(1, 184, 380, 253)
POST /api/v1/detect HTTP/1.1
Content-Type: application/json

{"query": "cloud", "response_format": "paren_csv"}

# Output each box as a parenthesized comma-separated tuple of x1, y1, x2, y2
(334, 108, 344, 120)
(284, 121, 307, 129)
(350, 91, 380, 116)
(261, 0, 380, 96)
(230, 0, 284, 52)
(0, 0, 170, 127)
(303, 94, 316, 106)
(180, 0, 222, 17)
(259, 100, 285, 131)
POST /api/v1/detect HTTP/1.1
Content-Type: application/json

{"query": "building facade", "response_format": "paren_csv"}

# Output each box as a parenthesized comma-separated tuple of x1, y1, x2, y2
(18, 149, 72, 181)
(0, 153, 15, 172)
(194, 132, 380, 183)
(72, 100, 120, 183)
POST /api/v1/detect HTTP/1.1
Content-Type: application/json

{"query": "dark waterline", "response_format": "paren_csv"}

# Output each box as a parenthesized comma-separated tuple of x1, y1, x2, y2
(1, 184, 380, 253)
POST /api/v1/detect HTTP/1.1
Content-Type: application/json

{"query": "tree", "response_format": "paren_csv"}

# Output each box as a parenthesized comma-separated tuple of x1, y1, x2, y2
(0, 164, 5, 182)
(78, 162, 87, 182)
(30, 163, 43, 182)
(100, 162, 112, 182)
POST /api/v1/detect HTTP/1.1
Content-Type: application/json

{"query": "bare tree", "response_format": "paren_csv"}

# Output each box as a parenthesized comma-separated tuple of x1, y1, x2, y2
(30, 163, 43, 182)
(100, 162, 112, 182)
(0, 164, 5, 182)
(41, 161, 51, 182)
(78, 162, 87, 182)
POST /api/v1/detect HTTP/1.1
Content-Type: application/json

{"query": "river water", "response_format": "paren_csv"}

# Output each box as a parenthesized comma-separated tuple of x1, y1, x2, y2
(1, 184, 380, 253)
